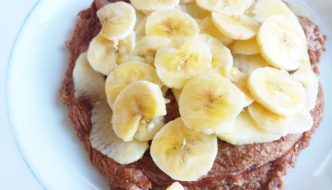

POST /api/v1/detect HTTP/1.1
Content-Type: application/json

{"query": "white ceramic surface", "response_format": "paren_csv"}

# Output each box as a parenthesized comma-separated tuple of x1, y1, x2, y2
(6, 0, 332, 189)
(0, 0, 42, 189)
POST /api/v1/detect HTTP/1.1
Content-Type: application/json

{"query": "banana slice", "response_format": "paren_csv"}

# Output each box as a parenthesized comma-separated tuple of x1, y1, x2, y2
(118, 32, 136, 54)
(135, 11, 148, 39)
(117, 32, 137, 64)
(178, 1, 210, 19)
(212, 12, 259, 40)
(150, 118, 218, 181)
(73, 54, 152, 164)
(292, 70, 319, 111)
(134, 36, 172, 64)
(248, 67, 307, 116)
(146, 10, 199, 39)
(154, 38, 212, 89)
(254, 0, 298, 23)
(254, 0, 307, 41)
(196, 0, 253, 15)
(215, 119, 236, 135)
(199, 34, 233, 77)
(97, 2, 136, 42)
(257, 16, 307, 71)
(117, 55, 147, 65)
(244, 0, 256, 17)
(229, 68, 254, 107)
(217, 111, 282, 145)
(298, 53, 314, 72)
(134, 116, 164, 141)
(87, 33, 140, 75)
(105, 62, 162, 109)
(87, 35, 118, 76)
(248, 102, 288, 135)
(162, 86, 170, 96)
(112, 81, 167, 141)
(248, 102, 313, 135)
(288, 112, 313, 134)
(288, 2, 312, 20)
(166, 182, 184, 190)
(230, 38, 259, 55)
(171, 88, 182, 103)
(179, 74, 245, 134)
(234, 54, 269, 74)
(130, 0, 180, 11)
(90, 102, 149, 165)
(181, 0, 193, 3)
(200, 17, 233, 46)
(73, 52, 105, 99)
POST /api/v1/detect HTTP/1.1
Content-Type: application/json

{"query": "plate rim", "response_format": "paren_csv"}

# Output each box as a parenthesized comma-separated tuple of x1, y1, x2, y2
(4, 0, 332, 189)
(5, 0, 45, 189)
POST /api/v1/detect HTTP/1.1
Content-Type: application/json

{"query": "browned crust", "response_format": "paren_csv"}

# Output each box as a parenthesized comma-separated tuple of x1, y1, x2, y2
(298, 16, 327, 73)
(60, 1, 326, 189)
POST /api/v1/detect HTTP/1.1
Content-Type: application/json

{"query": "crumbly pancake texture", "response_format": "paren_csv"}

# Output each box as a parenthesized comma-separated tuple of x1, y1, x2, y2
(60, 1, 326, 189)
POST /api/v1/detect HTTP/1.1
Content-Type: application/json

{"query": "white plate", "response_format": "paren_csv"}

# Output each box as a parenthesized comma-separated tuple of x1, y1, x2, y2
(5, 0, 332, 189)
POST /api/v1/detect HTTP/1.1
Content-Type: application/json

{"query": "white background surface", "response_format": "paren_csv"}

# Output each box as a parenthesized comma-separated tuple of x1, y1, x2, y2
(0, 0, 42, 189)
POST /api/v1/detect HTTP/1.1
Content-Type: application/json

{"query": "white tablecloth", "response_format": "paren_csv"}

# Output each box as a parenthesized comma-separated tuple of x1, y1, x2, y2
(0, 0, 42, 189)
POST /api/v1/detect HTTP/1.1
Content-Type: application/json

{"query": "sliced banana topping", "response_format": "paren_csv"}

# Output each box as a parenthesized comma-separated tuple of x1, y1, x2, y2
(73, 53, 105, 99)
(287, 112, 313, 134)
(146, 9, 199, 39)
(90, 103, 149, 165)
(248, 102, 313, 135)
(179, 74, 245, 134)
(97, 2, 136, 42)
(248, 67, 307, 116)
(200, 17, 233, 46)
(87, 35, 118, 76)
(105, 61, 162, 109)
(199, 34, 233, 77)
(118, 55, 147, 65)
(166, 182, 185, 190)
(150, 118, 218, 181)
(248, 102, 287, 135)
(121, 32, 136, 54)
(254, 0, 298, 23)
(154, 38, 212, 89)
(116, 32, 137, 63)
(87, 33, 138, 76)
(134, 116, 165, 141)
(172, 88, 182, 103)
(217, 111, 282, 145)
(112, 81, 167, 142)
(75, 0, 319, 180)
(215, 119, 236, 135)
(292, 69, 319, 111)
(288, 2, 312, 20)
(212, 12, 259, 40)
(234, 54, 269, 74)
(257, 16, 307, 71)
(180, 0, 193, 3)
(178, 1, 210, 19)
(229, 68, 254, 107)
(230, 38, 260, 55)
(130, 0, 180, 11)
(118, 32, 136, 54)
(298, 53, 313, 72)
(135, 11, 148, 39)
(134, 36, 172, 64)
(73, 52, 149, 164)
(196, 0, 253, 15)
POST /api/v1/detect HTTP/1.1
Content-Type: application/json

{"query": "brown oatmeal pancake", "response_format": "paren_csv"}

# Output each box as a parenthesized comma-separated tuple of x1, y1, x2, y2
(60, 1, 326, 189)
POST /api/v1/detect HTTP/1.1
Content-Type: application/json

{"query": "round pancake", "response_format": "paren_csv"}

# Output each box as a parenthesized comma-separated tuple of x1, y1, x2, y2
(60, 1, 326, 189)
